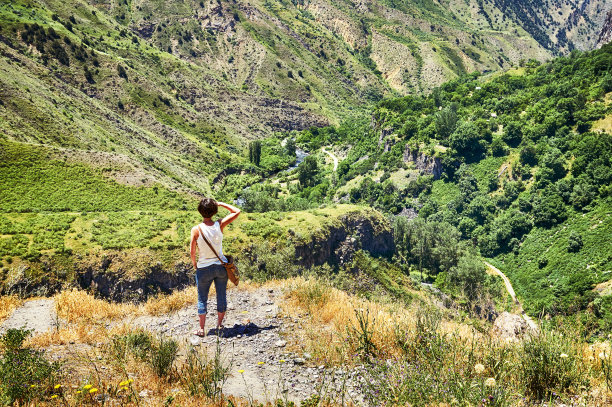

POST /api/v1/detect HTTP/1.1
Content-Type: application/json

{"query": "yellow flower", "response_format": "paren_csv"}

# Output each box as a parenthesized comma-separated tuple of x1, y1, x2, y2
(121, 387, 128, 392)
(280, 359, 285, 363)
(238, 369, 245, 373)
(76, 391, 82, 394)
(258, 361, 265, 365)
(484, 377, 496, 387)
(560, 353, 569, 358)
(128, 379, 134, 384)
(51, 395, 59, 399)
(83, 384, 92, 390)
(30, 384, 37, 388)
(54, 384, 61, 389)
(89, 388, 98, 394)
(474, 364, 485, 374)
(119, 380, 129, 387)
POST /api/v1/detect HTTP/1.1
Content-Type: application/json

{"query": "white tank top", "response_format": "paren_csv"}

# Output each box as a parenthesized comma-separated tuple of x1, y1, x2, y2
(196, 221, 227, 268)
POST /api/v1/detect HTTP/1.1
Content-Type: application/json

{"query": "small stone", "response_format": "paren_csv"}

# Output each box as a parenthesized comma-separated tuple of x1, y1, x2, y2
(139, 390, 149, 398)
(318, 365, 325, 370)
(275, 340, 287, 348)
(303, 353, 312, 360)
(294, 358, 306, 365)
(266, 308, 273, 313)
(189, 337, 200, 346)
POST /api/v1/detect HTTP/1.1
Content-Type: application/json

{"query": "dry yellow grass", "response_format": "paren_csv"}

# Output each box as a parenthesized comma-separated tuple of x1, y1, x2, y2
(55, 289, 138, 323)
(283, 277, 423, 361)
(143, 286, 197, 315)
(0, 295, 22, 323)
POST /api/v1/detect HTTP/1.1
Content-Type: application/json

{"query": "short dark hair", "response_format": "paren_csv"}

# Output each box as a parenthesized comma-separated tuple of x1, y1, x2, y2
(198, 198, 218, 218)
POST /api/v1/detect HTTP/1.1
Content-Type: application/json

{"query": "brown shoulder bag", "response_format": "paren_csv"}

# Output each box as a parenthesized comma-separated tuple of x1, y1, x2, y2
(197, 225, 239, 286)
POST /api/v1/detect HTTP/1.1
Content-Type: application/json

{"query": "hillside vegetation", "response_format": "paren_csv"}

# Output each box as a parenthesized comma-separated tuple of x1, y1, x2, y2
(1, 0, 603, 191)
(245, 44, 612, 329)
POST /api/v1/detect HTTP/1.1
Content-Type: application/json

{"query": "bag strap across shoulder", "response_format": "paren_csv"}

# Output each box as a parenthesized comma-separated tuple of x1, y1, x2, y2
(197, 224, 226, 265)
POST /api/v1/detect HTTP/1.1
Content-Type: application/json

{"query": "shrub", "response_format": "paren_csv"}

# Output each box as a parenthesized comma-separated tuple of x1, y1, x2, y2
(520, 330, 588, 400)
(0, 329, 60, 405)
(149, 336, 178, 377)
(567, 232, 583, 253)
(179, 343, 229, 400)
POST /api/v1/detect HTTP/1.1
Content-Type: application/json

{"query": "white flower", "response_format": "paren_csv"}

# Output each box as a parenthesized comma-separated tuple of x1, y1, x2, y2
(599, 352, 609, 361)
(560, 353, 569, 359)
(474, 364, 485, 374)
(484, 377, 496, 387)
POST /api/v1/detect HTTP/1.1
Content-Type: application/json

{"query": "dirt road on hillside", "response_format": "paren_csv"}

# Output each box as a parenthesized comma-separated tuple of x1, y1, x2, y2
(322, 147, 338, 172)
(484, 261, 538, 330)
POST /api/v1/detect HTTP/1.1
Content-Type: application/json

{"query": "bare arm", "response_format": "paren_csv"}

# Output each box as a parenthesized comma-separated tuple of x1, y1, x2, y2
(217, 201, 241, 233)
(190, 227, 199, 269)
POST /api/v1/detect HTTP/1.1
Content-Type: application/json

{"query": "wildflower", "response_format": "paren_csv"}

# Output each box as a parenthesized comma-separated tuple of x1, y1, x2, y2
(51, 395, 59, 399)
(30, 384, 37, 388)
(119, 380, 129, 387)
(258, 361, 265, 365)
(599, 352, 609, 361)
(76, 391, 82, 394)
(589, 356, 594, 361)
(83, 384, 92, 390)
(128, 379, 134, 384)
(54, 384, 61, 389)
(89, 388, 98, 394)
(484, 377, 496, 387)
(280, 359, 286, 363)
(121, 387, 128, 392)
(474, 364, 485, 374)
(560, 353, 569, 358)
(238, 369, 245, 373)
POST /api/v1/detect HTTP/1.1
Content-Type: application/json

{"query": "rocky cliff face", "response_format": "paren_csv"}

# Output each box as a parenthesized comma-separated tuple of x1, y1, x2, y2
(403, 146, 443, 180)
(293, 212, 395, 269)
(597, 10, 612, 49)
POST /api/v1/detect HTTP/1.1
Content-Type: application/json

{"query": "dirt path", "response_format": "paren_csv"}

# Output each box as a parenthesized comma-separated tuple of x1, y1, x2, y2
(117, 287, 363, 404)
(484, 261, 538, 331)
(322, 147, 338, 172)
(0, 287, 363, 404)
(0, 298, 56, 334)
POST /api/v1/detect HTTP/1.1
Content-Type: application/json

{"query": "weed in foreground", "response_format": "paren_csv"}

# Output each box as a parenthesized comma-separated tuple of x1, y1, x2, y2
(149, 335, 179, 378)
(520, 329, 590, 400)
(179, 340, 230, 401)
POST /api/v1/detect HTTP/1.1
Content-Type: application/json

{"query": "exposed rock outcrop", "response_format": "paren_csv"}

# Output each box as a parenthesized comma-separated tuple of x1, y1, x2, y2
(597, 10, 612, 49)
(294, 212, 395, 269)
(492, 312, 538, 340)
(403, 145, 443, 180)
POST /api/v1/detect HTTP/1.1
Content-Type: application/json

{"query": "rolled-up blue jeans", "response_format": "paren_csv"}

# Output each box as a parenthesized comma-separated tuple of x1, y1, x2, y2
(195, 263, 228, 315)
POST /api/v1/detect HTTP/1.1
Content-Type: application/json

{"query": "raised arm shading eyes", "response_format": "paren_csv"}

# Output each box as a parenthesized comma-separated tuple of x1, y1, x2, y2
(217, 201, 241, 233)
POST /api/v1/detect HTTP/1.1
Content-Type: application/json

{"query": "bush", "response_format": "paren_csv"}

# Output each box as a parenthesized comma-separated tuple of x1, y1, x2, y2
(0, 329, 60, 405)
(179, 343, 229, 401)
(567, 232, 583, 253)
(149, 336, 178, 377)
(520, 330, 588, 400)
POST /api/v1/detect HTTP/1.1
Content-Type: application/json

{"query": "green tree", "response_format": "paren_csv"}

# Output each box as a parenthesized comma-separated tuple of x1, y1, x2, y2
(502, 120, 522, 146)
(298, 155, 319, 188)
(248, 140, 262, 166)
(449, 121, 485, 160)
(435, 103, 458, 139)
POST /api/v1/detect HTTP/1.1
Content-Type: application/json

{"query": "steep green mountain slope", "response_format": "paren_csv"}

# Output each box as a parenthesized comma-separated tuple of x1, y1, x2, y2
(1, 0, 606, 192)
(245, 45, 612, 326)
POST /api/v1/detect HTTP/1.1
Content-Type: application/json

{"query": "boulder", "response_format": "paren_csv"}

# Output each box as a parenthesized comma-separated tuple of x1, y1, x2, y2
(492, 312, 538, 340)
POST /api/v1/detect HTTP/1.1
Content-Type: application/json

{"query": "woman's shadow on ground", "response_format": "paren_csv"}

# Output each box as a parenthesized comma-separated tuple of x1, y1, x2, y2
(207, 322, 277, 338)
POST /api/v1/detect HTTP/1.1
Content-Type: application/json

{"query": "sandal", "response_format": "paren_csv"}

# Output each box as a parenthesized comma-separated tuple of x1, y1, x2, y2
(193, 330, 206, 337)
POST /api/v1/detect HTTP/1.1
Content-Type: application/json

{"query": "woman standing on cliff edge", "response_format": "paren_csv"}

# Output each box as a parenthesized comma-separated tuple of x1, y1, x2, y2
(190, 198, 241, 337)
